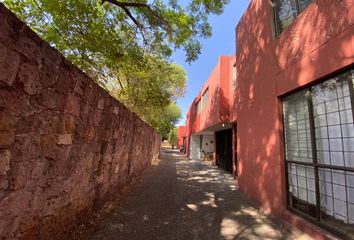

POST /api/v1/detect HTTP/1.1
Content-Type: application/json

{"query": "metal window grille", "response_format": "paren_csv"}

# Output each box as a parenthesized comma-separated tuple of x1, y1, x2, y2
(283, 69, 354, 239)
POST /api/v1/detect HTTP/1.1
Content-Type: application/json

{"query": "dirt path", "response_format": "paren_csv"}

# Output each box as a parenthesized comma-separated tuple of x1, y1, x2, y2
(75, 148, 313, 240)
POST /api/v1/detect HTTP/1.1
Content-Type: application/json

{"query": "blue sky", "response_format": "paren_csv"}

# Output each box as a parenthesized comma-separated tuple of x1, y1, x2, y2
(172, 0, 251, 126)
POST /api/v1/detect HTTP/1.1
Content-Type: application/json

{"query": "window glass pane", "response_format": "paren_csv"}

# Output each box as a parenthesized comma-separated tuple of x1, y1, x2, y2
(232, 65, 237, 88)
(275, 0, 298, 32)
(196, 100, 201, 115)
(287, 163, 317, 216)
(299, 0, 313, 11)
(283, 90, 313, 163)
(311, 76, 354, 168)
(319, 169, 354, 235)
(313, 73, 354, 236)
(202, 89, 208, 109)
(283, 91, 317, 216)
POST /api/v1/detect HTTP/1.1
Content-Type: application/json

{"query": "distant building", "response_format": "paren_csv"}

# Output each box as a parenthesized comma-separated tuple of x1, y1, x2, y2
(177, 126, 187, 152)
(178, 55, 236, 174)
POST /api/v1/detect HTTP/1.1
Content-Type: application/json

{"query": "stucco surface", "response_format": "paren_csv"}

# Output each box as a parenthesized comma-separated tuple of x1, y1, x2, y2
(234, 0, 353, 238)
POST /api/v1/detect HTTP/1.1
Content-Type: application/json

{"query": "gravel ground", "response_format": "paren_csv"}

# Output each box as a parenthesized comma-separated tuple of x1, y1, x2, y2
(74, 148, 314, 240)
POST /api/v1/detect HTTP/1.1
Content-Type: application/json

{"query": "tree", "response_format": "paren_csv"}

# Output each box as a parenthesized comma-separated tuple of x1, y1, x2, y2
(4, 0, 230, 76)
(147, 102, 182, 140)
(113, 58, 186, 120)
(168, 127, 178, 149)
(3, 0, 229, 132)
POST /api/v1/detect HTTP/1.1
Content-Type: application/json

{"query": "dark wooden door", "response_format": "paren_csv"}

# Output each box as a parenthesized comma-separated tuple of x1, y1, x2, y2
(215, 129, 233, 173)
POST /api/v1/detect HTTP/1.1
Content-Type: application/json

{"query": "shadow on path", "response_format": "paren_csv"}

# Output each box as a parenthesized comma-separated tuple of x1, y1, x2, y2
(74, 148, 313, 240)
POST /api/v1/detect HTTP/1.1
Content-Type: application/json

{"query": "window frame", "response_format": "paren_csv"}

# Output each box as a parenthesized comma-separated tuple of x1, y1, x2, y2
(282, 69, 354, 240)
(232, 63, 237, 89)
(202, 88, 209, 110)
(273, 0, 313, 36)
(195, 99, 201, 115)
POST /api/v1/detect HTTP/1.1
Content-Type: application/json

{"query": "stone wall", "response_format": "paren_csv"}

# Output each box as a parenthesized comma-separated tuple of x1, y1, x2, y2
(0, 4, 161, 239)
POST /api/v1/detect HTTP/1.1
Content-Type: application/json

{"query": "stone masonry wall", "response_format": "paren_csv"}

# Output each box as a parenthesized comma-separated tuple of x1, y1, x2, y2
(0, 4, 161, 239)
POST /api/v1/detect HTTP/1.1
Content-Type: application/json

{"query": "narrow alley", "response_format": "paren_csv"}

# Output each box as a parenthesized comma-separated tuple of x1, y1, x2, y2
(75, 148, 313, 240)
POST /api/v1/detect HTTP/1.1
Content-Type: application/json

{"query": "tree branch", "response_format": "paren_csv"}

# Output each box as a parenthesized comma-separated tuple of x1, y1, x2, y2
(101, 0, 146, 28)
(101, 0, 174, 32)
(102, 0, 148, 8)
(101, 0, 179, 49)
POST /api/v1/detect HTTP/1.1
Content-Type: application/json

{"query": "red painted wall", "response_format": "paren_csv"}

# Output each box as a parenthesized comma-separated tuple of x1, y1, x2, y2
(186, 56, 235, 136)
(177, 126, 186, 149)
(235, 0, 353, 238)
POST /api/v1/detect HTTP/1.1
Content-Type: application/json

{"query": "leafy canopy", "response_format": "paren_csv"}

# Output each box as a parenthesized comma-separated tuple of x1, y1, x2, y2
(3, 0, 230, 135)
(4, 0, 230, 75)
(168, 127, 178, 148)
(148, 102, 182, 140)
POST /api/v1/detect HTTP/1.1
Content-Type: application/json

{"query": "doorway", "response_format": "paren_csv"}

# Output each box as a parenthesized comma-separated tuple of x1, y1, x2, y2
(215, 129, 233, 173)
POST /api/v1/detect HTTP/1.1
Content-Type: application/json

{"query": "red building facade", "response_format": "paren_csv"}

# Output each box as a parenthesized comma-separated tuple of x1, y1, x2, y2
(177, 126, 186, 151)
(179, 0, 354, 239)
(179, 56, 237, 174)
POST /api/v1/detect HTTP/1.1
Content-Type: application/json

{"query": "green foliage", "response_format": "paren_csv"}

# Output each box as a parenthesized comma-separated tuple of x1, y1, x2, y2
(168, 127, 178, 148)
(3, 0, 230, 68)
(3, 0, 229, 134)
(114, 57, 186, 116)
(147, 102, 182, 140)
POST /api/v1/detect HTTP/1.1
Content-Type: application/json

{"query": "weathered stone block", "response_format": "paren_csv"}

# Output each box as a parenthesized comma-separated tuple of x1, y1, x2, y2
(92, 109, 102, 126)
(114, 129, 120, 139)
(0, 190, 32, 217)
(0, 17, 12, 43)
(57, 115, 76, 134)
(34, 90, 65, 111)
(42, 43, 63, 66)
(0, 113, 13, 131)
(55, 69, 75, 94)
(18, 63, 41, 95)
(113, 106, 119, 115)
(12, 161, 32, 190)
(84, 126, 95, 142)
(64, 115, 76, 133)
(64, 95, 81, 117)
(57, 134, 72, 145)
(0, 178, 9, 190)
(11, 134, 41, 163)
(0, 89, 34, 116)
(0, 149, 11, 175)
(97, 99, 105, 110)
(74, 78, 85, 96)
(0, 43, 20, 86)
(39, 58, 59, 88)
(0, 131, 15, 147)
(16, 28, 43, 65)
